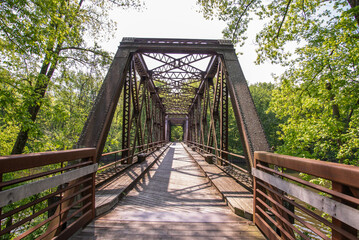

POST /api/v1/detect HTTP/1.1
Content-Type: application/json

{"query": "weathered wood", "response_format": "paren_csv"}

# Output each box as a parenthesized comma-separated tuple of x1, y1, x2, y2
(95, 144, 170, 216)
(252, 168, 359, 230)
(0, 163, 98, 208)
(0, 148, 96, 173)
(183, 143, 254, 220)
(255, 151, 359, 188)
(72, 143, 264, 239)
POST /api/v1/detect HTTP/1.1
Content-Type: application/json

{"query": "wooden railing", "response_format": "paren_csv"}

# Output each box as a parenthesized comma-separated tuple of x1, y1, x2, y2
(98, 141, 165, 172)
(96, 141, 166, 185)
(0, 148, 97, 239)
(253, 151, 359, 240)
(186, 141, 247, 173)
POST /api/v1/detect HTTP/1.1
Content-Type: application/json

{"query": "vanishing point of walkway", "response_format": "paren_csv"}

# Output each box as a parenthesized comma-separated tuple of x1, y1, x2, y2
(72, 143, 264, 239)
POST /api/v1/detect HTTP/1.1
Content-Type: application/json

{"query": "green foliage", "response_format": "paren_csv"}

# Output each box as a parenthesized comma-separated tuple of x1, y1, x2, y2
(0, 0, 143, 154)
(269, 39, 359, 164)
(228, 101, 243, 154)
(249, 82, 282, 149)
(29, 70, 102, 152)
(171, 126, 183, 141)
(198, 0, 359, 165)
(103, 100, 123, 153)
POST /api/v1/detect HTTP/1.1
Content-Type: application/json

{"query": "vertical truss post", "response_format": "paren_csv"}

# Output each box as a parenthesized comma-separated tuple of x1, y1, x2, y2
(169, 122, 172, 142)
(132, 65, 144, 152)
(156, 103, 160, 142)
(193, 101, 198, 143)
(145, 82, 153, 149)
(189, 112, 192, 143)
(200, 80, 207, 148)
(187, 111, 192, 143)
(121, 65, 132, 164)
(197, 97, 202, 145)
(162, 111, 166, 141)
(220, 61, 229, 164)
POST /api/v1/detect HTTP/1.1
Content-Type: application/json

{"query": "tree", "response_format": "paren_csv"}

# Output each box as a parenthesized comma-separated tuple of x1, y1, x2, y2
(171, 126, 183, 141)
(0, 0, 142, 154)
(249, 82, 282, 149)
(198, 0, 359, 165)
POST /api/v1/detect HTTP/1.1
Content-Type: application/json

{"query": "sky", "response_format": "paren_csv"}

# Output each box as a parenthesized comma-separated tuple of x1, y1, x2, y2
(103, 0, 285, 85)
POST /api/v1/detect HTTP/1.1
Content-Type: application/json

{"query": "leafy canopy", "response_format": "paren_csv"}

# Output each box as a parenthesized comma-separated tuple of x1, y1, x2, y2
(198, 0, 359, 165)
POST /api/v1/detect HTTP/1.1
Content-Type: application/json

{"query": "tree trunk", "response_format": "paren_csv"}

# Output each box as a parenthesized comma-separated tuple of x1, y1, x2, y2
(347, 0, 359, 26)
(11, 50, 60, 154)
(10, 1, 84, 155)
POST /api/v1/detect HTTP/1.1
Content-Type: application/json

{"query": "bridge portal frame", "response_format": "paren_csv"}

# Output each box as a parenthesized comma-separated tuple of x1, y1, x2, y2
(77, 37, 269, 171)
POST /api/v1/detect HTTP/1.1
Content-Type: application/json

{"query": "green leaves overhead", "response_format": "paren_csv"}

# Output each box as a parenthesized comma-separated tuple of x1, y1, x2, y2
(0, 0, 143, 154)
(199, 0, 359, 165)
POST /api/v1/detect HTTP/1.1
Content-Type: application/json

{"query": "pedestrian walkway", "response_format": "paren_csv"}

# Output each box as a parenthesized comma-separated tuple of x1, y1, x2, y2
(71, 143, 264, 239)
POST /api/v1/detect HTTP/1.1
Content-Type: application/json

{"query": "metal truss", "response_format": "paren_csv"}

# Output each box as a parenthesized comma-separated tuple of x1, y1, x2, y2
(78, 38, 269, 173)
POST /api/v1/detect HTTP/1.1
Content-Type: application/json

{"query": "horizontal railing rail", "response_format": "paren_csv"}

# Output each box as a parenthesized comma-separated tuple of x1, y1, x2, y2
(0, 148, 97, 240)
(186, 140, 247, 173)
(96, 141, 166, 185)
(253, 151, 359, 240)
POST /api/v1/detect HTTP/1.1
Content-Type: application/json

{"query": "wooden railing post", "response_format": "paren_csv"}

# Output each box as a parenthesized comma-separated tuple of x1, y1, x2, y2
(253, 157, 258, 225)
(332, 182, 358, 240)
(91, 154, 96, 219)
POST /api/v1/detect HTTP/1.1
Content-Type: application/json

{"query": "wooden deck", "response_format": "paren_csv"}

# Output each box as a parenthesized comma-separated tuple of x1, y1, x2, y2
(71, 143, 264, 239)
(182, 143, 254, 220)
(95, 144, 170, 216)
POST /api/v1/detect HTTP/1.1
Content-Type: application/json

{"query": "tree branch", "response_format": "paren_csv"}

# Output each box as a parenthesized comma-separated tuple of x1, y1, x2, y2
(301, 0, 307, 20)
(346, 98, 359, 126)
(276, 0, 292, 39)
(0, 18, 27, 54)
(231, 0, 257, 42)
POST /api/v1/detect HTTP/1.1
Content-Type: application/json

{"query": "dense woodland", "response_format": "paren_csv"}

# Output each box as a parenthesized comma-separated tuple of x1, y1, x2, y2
(0, 1, 358, 238)
(0, 0, 358, 168)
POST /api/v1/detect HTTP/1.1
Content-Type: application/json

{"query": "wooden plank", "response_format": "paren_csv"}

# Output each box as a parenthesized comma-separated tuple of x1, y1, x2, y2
(94, 144, 170, 216)
(72, 143, 264, 240)
(0, 148, 96, 173)
(255, 151, 359, 188)
(252, 168, 359, 229)
(0, 163, 98, 208)
(182, 143, 254, 220)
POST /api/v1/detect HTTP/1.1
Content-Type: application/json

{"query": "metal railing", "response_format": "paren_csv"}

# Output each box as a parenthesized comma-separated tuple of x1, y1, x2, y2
(0, 148, 97, 239)
(98, 141, 166, 171)
(253, 151, 359, 240)
(186, 140, 247, 173)
(96, 141, 166, 186)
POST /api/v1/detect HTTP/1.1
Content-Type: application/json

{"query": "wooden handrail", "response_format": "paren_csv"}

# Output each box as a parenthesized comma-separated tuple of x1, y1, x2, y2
(253, 151, 359, 240)
(101, 141, 164, 157)
(0, 148, 96, 173)
(255, 151, 359, 188)
(96, 141, 166, 183)
(0, 148, 97, 239)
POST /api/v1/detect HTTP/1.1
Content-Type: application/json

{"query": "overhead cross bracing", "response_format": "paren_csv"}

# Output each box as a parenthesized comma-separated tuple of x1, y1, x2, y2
(136, 53, 213, 115)
(78, 37, 270, 171)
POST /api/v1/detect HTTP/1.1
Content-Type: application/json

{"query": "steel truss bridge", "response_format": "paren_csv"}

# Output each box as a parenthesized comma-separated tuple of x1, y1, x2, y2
(0, 38, 358, 240)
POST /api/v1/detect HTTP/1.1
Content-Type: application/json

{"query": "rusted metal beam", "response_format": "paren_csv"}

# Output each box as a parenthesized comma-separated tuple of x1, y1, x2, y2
(77, 47, 134, 158)
(221, 51, 270, 171)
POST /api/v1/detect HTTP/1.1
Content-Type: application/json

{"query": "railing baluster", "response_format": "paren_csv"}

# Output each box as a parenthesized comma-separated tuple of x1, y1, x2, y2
(253, 151, 359, 240)
(0, 148, 97, 239)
